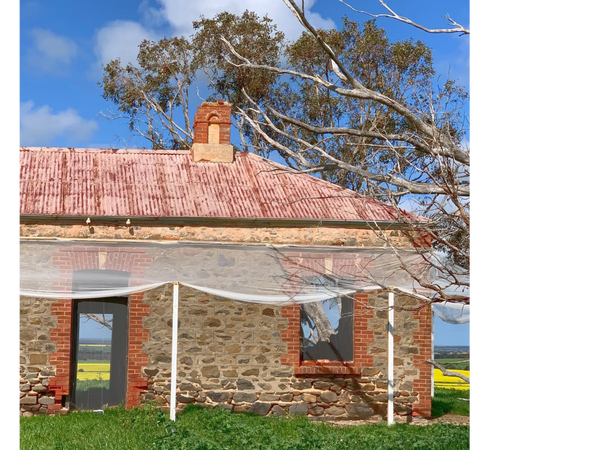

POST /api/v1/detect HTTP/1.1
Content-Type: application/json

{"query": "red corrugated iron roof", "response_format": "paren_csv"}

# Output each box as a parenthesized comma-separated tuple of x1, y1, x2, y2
(20, 147, 408, 222)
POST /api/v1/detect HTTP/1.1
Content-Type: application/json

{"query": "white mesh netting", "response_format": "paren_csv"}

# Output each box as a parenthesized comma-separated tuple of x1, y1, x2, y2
(20, 238, 469, 323)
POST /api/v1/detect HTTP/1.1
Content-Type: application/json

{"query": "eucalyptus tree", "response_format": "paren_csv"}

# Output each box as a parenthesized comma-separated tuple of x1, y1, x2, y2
(101, 36, 201, 149)
(99, 1, 470, 305)
(100, 11, 286, 150)
(221, 0, 470, 300)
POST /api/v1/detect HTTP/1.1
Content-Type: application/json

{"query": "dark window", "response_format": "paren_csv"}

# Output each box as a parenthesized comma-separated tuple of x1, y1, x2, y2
(300, 276, 353, 361)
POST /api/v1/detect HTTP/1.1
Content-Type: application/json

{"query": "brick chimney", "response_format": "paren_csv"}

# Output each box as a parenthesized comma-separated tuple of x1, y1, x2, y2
(190, 100, 233, 163)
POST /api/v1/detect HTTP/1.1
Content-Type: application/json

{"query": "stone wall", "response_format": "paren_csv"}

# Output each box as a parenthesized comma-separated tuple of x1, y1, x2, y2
(19, 297, 62, 416)
(139, 286, 431, 419)
(19, 222, 432, 418)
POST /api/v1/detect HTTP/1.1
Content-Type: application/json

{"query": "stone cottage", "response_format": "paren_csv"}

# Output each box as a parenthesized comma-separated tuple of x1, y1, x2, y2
(19, 101, 433, 420)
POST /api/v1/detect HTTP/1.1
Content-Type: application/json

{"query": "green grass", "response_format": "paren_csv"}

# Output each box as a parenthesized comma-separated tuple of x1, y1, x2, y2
(21, 404, 469, 450)
(75, 379, 110, 392)
(431, 388, 470, 418)
(15, 417, 23, 450)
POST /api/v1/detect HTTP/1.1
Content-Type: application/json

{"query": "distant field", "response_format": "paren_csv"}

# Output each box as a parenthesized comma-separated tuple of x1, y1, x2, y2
(77, 343, 111, 363)
(434, 368, 469, 390)
(77, 363, 110, 381)
(435, 358, 469, 370)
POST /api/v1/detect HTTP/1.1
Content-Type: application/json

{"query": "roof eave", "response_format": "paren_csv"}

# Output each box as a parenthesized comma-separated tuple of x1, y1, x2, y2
(19, 214, 420, 230)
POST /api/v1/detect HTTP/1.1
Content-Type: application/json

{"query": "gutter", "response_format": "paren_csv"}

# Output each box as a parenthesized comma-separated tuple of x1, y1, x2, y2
(20, 214, 425, 230)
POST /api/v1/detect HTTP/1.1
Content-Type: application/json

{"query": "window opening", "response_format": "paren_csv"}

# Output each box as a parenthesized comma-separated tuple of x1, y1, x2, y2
(300, 276, 354, 362)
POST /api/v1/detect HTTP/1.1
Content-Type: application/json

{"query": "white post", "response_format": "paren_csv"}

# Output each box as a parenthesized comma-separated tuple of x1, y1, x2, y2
(387, 291, 394, 425)
(169, 282, 179, 421)
(431, 309, 435, 398)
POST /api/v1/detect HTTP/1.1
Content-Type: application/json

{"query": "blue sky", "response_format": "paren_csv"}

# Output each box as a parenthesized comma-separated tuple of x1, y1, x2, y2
(19, 0, 470, 346)
(19, 0, 469, 149)
(434, 315, 468, 346)
(79, 315, 113, 342)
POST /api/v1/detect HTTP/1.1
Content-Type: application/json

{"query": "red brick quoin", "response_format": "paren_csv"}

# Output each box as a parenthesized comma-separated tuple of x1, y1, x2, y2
(412, 305, 432, 417)
(48, 246, 152, 411)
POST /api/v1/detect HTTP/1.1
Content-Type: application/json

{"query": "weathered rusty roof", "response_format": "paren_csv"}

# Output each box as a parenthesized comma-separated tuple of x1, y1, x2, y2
(20, 147, 404, 222)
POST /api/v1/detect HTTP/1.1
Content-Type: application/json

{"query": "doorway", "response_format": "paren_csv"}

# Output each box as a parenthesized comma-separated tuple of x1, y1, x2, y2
(69, 270, 130, 410)
(69, 298, 128, 410)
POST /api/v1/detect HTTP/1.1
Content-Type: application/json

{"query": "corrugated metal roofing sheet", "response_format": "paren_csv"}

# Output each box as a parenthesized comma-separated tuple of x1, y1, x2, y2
(20, 147, 402, 221)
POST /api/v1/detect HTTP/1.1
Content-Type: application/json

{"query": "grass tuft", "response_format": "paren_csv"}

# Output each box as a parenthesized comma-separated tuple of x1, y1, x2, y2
(431, 388, 470, 418)
(21, 403, 469, 450)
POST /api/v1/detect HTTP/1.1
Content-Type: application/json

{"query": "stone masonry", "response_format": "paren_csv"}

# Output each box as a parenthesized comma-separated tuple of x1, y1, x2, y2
(139, 286, 431, 419)
(20, 222, 431, 418)
(20, 223, 411, 247)
(20, 296, 62, 416)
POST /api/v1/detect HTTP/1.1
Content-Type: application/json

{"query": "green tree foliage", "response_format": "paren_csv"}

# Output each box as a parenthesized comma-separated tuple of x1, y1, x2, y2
(100, 11, 286, 151)
(265, 18, 447, 193)
(192, 11, 285, 109)
(101, 37, 201, 149)
(192, 11, 286, 149)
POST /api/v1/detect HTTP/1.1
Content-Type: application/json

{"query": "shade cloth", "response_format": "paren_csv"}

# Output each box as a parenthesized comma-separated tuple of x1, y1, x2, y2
(20, 238, 469, 322)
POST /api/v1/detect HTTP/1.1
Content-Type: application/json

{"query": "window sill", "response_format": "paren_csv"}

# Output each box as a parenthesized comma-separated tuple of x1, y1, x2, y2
(295, 362, 362, 376)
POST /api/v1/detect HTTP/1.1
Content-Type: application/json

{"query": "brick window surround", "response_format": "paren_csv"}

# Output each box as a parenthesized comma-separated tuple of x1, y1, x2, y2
(281, 292, 374, 376)
(279, 251, 378, 376)
(47, 246, 152, 411)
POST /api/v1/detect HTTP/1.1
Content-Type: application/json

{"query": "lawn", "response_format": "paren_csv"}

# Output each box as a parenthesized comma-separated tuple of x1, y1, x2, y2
(20, 404, 469, 450)
(431, 388, 470, 418)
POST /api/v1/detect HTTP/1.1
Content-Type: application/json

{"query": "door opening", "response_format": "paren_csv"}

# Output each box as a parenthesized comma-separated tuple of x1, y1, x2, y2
(69, 270, 130, 410)
(70, 298, 128, 410)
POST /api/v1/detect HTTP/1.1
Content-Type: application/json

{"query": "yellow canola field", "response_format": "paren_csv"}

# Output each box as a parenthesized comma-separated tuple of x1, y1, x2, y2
(77, 363, 110, 381)
(433, 368, 469, 390)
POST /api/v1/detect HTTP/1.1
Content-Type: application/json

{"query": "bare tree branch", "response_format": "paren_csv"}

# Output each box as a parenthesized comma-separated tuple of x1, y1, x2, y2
(339, 0, 470, 35)
(235, 93, 469, 197)
(427, 359, 470, 383)
(81, 313, 113, 331)
(221, 32, 465, 163)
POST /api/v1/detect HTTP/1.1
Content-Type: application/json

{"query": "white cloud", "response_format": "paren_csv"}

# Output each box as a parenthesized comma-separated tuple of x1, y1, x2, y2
(91, 0, 335, 76)
(150, 0, 335, 40)
(92, 20, 159, 74)
(20, 101, 98, 146)
(27, 29, 78, 75)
